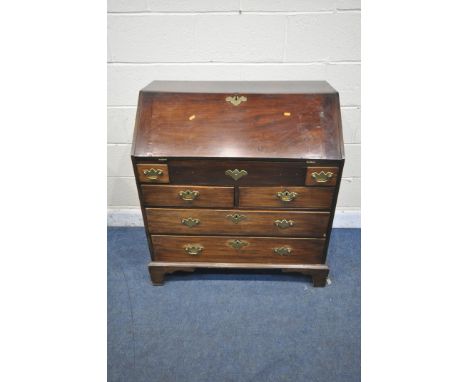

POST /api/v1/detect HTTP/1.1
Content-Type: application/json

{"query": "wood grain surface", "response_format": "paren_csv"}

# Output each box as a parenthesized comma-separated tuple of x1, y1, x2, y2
(146, 208, 330, 237)
(132, 82, 344, 160)
(305, 166, 339, 186)
(239, 186, 334, 209)
(135, 164, 170, 183)
(151, 235, 325, 264)
(167, 159, 309, 186)
(141, 185, 234, 207)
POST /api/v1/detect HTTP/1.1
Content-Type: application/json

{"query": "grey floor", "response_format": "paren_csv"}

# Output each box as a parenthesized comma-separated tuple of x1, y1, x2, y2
(108, 228, 360, 382)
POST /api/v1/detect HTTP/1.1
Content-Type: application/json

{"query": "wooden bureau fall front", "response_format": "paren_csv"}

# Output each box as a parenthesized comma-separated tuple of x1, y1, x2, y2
(131, 81, 344, 286)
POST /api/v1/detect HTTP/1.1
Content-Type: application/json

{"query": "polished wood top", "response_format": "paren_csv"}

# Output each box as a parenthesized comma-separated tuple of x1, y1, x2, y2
(132, 81, 344, 160)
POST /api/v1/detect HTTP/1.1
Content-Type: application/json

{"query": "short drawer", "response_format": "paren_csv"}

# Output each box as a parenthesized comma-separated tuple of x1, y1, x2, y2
(146, 208, 330, 237)
(151, 235, 325, 264)
(239, 187, 334, 209)
(136, 164, 170, 183)
(141, 185, 234, 207)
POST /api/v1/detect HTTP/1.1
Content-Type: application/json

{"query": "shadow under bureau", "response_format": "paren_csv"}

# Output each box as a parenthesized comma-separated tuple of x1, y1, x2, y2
(131, 81, 345, 286)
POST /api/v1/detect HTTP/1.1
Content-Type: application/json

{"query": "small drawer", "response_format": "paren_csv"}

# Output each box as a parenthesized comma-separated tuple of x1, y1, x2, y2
(151, 235, 325, 264)
(239, 187, 334, 209)
(305, 167, 339, 186)
(141, 185, 234, 208)
(136, 164, 170, 183)
(146, 208, 330, 237)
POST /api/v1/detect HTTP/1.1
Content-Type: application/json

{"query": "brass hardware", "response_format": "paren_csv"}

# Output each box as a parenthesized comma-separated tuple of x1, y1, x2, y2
(226, 95, 247, 106)
(274, 247, 293, 256)
(225, 169, 248, 181)
(178, 189, 200, 201)
(181, 217, 200, 228)
(227, 213, 247, 224)
(276, 190, 298, 202)
(274, 219, 294, 229)
(311, 171, 334, 183)
(283, 112, 291, 117)
(143, 168, 164, 180)
(184, 244, 204, 256)
(228, 239, 249, 250)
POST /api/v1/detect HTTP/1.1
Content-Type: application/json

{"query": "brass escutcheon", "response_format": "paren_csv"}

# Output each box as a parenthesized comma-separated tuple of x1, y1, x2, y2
(226, 95, 247, 106)
(178, 189, 200, 201)
(274, 219, 294, 229)
(184, 244, 203, 256)
(225, 169, 248, 181)
(312, 171, 334, 183)
(227, 213, 247, 224)
(181, 217, 200, 228)
(273, 247, 293, 256)
(143, 168, 163, 180)
(276, 190, 298, 202)
(228, 239, 249, 250)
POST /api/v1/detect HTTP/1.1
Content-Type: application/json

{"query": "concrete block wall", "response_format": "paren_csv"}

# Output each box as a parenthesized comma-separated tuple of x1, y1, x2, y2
(107, 0, 361, 224)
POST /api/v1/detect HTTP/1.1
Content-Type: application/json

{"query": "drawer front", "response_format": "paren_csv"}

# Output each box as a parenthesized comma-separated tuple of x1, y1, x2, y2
(305, 167, 339, 186)
(136, 164, 170, 183)
(151, 235, 325, 264)
(239, 187, 334, 209)
(146, 208, 330, 237)
(141, 185, 234, 207)
(168, 160, 307, 186)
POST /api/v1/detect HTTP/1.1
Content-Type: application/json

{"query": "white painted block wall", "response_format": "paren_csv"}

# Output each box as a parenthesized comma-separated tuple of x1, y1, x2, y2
(107, 0, 361, 226)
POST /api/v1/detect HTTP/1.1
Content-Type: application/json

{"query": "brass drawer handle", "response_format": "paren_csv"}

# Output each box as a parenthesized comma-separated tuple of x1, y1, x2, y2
(228, 239, 249, 250)
(178, 189, 199, 201)
(225, 169, 248, 181)
(181, 217, 200, 228)
(227, 213, 247, 224)
(143, 168, 163, 180)
(276, 190, 298, 202)
(274, 219, 294, 229)
(184, 244, 203, 256)
(274, 247, 293, 256)
(226, 95, 247, 106)
(311, 171, 334, 183)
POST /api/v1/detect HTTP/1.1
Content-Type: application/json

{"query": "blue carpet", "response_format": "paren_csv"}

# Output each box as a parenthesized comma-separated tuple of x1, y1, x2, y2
(108, 228, 360, 382)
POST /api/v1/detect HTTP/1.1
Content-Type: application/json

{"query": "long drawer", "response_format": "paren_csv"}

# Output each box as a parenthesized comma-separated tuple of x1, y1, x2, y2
(151, 235, 325, 264)
(239, 186, 334, 209)
(140, 185, 234, 207)
(146, 208, 330, 237)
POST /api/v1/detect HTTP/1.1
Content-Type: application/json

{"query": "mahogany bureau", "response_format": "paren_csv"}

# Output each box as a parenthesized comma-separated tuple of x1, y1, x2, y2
(131, 81, 344, 286)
